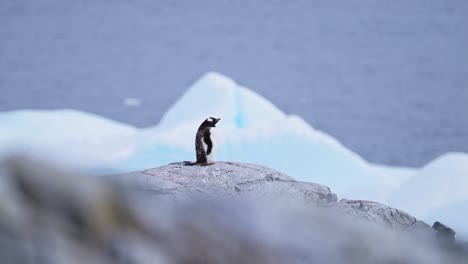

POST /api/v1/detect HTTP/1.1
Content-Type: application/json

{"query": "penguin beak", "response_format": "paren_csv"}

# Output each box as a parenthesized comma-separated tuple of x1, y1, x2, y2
(215, 118, 221, 123)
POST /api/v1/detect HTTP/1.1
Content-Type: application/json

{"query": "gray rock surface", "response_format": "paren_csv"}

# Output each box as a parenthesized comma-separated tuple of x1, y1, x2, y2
(331, 199, 435, 235)
(115, 162, 337, 205)
(115, 162, 434, 235)
(1, 157, 466, 264)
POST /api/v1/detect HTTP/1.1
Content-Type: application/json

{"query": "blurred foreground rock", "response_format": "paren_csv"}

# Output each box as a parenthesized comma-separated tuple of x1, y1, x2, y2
(0, 158, 466, 264)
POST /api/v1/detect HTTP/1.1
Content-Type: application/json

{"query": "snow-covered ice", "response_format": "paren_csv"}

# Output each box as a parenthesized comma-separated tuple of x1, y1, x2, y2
(388, 152, 468, 238)
(0, 109, 137, 171)
(0, 72, 466, 238)
(389, 153, 468, 218)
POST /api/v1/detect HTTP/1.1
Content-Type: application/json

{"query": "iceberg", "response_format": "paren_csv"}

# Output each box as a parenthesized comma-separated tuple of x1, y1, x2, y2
(141, 72, 415, 198)
(0, 109, 138, 170)
(427, 200, 468, 239)
(389, 153, 468, 217)
(0, 72, 466, 237)
(388, 152, 468, 238)
(0, 72, 422, 197)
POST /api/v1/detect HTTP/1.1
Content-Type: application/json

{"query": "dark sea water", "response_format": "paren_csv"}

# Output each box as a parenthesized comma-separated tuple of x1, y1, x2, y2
(1, 0, 467, 167)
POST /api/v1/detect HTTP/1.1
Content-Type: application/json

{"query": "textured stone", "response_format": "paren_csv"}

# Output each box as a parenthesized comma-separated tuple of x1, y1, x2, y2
(433, 221, 456, 244)
(1, 157, 466, 264)
(114, 162, 337, 205)
(330, 199, 434, 234)
(114, 162, 436, 236)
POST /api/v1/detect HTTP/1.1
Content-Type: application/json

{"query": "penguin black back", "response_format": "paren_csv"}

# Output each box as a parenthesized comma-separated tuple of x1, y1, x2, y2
(194, 117, 221, 165)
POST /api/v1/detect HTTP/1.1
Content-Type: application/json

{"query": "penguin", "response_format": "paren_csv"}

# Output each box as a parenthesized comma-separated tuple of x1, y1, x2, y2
(185, 117, 221, 165)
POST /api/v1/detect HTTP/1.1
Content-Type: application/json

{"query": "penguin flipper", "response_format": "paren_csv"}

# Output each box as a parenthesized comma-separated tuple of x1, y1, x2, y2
(203, 133, 213, 155)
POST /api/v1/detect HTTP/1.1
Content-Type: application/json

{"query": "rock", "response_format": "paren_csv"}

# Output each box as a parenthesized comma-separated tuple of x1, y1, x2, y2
(1, 157, 467, 264)
(113, 162, 337, 205)
(458, 242, 468, 253)
(114, 162, 434, 236)
(330, 199, 435, 235)
(433, 221, 456, 244)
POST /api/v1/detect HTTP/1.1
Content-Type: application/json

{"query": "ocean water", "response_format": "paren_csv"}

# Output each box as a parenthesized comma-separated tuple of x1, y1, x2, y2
(1, 0, 467, 167)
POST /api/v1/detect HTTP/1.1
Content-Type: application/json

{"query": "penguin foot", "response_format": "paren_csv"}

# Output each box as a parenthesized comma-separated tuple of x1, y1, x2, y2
(183, 161, 216, 166)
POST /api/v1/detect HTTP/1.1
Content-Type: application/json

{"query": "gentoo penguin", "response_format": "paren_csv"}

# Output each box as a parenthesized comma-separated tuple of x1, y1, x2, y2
(185, 117, 221, 165)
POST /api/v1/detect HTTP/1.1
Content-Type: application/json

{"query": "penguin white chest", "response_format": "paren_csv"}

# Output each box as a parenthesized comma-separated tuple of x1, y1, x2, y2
(203, 128, 217, 164)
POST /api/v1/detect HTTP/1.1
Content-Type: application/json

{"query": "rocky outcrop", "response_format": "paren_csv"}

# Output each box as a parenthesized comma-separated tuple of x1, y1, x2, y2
(0, 157, 466, 264)
(115, 162, 433, 235)
(114, 162, 337, 204)
(331, 199, 434, 234)
(433, 221, 456, 244)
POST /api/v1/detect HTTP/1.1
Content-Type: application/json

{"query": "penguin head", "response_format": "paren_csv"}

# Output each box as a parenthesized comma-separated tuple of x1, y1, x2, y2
(200, 117, 221, 128)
